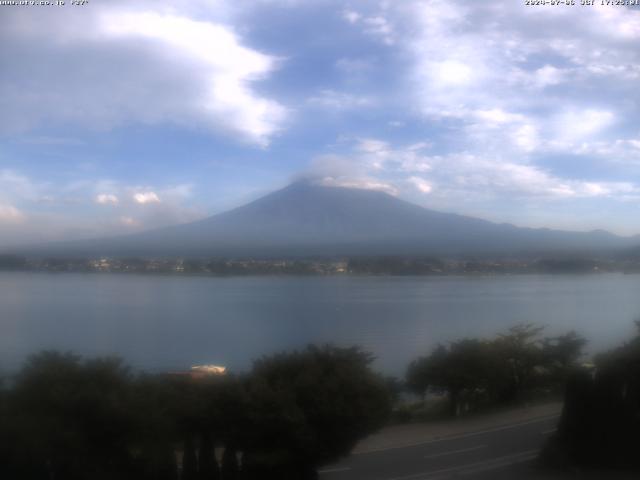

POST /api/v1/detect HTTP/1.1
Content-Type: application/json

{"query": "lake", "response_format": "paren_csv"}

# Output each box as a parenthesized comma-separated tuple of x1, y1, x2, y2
(1, 272, 639, 375)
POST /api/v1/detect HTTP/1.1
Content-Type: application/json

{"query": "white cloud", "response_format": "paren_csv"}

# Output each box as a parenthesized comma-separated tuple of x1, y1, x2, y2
(0, 205, 24, 223)
(363, 16, 395, 45)
(343, 138, 434, 173)
(408, 176, 432, 194)
(342, 10, 361, 24)
(433, 60, 473, 87)
(512, 124, 540, 153)
(0, 170, 206, 245)
(533, 65, 567, 88)
(559, 137, 640, 163)
(473, 109, 524, 125)
(96, 194, 119, 205)
(315, 176, 398, 196)
(309, 138, 640, 220)
(356, 138, 389, 154)
(342, 8, 395, 44)
(299, 150, 399, 196)
(341, 0, 639, 161)
(418, 152, 639, 201)
(553, 109, 615, 143)
(133, 191, 161, 204)
(0, 3, 287, 145)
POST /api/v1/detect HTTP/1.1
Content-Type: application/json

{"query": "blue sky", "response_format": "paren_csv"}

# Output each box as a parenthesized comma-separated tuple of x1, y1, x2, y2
(1, 0, 639, 246)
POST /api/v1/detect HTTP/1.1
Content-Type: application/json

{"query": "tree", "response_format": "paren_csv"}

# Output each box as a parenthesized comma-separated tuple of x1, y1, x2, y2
(492, 324, 545, 402)
(543, 323, 640, 471)
(129, 374, 179, 480)
(406, 325, 587, 416)
(6, 351, 137, 479)
(540, 330, 587, 384)
(242, 345, 392, 479)
(406, 340, 498, 415)
(406, 344, 448, 400)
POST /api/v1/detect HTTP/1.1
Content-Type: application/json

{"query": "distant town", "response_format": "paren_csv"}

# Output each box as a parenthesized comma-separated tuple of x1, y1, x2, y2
(2, 254, 640, 275)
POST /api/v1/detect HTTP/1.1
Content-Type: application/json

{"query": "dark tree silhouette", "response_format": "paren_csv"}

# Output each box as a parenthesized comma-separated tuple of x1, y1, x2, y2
(406, 325, 586, 416)
(0, 345, 392, 480)
(5, 351, 136, 479)
(198, 432, 220, 480)
(242, 345, 392, 478)
(544, 322, 640, 471)
(221, 447, 239, 480)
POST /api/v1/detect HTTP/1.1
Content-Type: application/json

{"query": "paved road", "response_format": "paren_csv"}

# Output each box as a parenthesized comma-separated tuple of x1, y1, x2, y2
(319, 414, 562, 480)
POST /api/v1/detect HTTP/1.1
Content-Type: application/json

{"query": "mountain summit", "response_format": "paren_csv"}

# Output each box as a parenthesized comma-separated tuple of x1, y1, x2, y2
(14, 182, 639, 258)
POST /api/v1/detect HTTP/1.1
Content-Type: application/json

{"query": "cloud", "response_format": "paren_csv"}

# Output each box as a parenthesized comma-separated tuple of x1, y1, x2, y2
(342, 8, 395, 44)
(553, 109, 615, 143)
(0, 169, 205, 246)
(343, 0, 639, 159)
(133, 191, 161, 204)
(512, 124, 540, 153)
(342, 10, 361, 24)
(566, 138, 640, 163)
(304, 137, 640, 219)
(533, 65, 566, 88)
(0, 205, 24, 223)
(408, 176, 432, 194)
(399, 150, 639, 202)
(96, 194, 119, 205)
(351, 138, 433, 172)
(298, 139, 436, 197)
(297, 152, 398, 196)
(315, 176, 399, 196)
(432, 60, 473, 87)
(0, 2, 287, 145)
(362, 16, 395, 45)
(435, 155, 601, 199)
(298, 154, 368, 183)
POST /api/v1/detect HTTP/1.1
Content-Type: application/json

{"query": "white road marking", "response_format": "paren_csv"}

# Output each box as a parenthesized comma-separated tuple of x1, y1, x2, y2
(318, 466, 351, 474)
(423, 444, 487, 460)
(354, 414, 560, 455)
(541, 428, 557, 435)
(385, 449, 539, 480)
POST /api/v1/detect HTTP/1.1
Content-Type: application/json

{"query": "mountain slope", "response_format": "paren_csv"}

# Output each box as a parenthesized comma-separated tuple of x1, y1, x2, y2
(13, 182, 639, 258)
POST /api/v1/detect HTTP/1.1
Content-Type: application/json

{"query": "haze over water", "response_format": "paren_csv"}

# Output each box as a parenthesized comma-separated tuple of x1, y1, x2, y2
(2, 272, 639, 376)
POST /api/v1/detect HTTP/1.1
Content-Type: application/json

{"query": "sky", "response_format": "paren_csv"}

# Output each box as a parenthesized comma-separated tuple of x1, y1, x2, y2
(0, 0, 639, 246)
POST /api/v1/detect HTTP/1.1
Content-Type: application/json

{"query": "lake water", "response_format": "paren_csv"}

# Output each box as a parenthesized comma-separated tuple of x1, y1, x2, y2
(1, 272, 639, 376)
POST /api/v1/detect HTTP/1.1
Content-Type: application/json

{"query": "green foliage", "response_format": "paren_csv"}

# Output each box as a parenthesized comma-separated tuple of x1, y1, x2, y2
(0, 346, 391, 480)
(4, 351, 136, 479)
(243, 345, 392, 474)
(406, 324, 586, 416)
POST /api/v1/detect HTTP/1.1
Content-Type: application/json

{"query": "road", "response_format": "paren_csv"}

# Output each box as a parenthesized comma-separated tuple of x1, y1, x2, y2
(319, 413, 563, 480)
